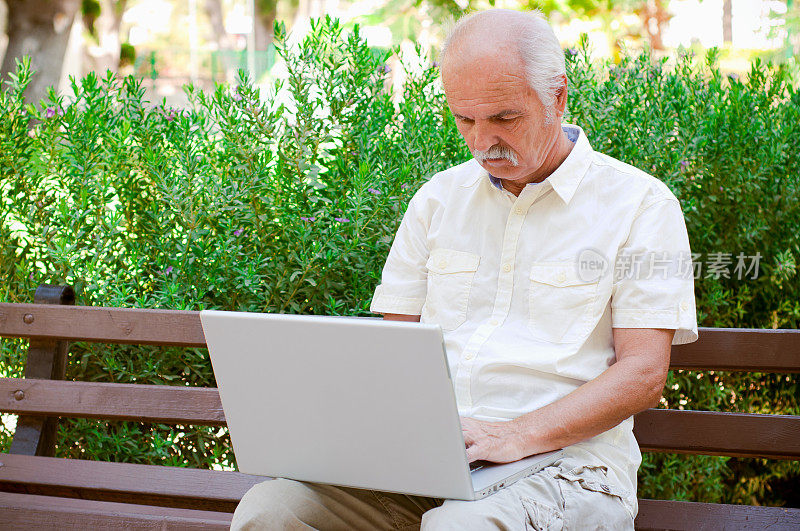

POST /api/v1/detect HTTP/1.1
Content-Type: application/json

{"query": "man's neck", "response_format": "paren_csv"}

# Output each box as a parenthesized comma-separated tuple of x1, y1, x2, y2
(502, 129, 575, 196)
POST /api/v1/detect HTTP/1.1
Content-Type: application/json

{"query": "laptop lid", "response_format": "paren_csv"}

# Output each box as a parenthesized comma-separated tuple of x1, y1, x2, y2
(200, 310, 475, 499)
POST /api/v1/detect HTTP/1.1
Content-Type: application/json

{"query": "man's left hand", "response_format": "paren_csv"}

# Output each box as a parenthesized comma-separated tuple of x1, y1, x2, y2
(461, 417, 526, 463)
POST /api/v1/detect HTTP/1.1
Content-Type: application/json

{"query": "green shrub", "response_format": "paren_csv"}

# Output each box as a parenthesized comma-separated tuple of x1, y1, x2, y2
(1, 17, 797, 507)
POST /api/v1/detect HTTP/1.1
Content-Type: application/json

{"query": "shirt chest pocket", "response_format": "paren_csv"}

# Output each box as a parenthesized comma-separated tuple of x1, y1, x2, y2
(528, 263, 600, 343)
(422, 249, 480, 331)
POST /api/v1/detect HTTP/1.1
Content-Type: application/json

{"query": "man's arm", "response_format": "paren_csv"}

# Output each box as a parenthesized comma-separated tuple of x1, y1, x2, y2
(380, 314, 673, 463)
(461, 327, 674, 463)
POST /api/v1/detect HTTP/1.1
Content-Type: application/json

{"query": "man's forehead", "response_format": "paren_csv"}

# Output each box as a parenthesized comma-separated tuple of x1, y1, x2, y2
(441, 38, 527, 91)
(442, 38, 522, 73)
(443, 67, 531, 113)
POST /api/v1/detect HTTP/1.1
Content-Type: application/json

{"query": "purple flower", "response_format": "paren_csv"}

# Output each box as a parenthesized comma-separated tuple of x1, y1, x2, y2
(334, 217, 350, 223)
(367, 187, 381, 195)
(431, 61, 439, 68)
(679, 160, 689, 170)
(564, 48, 578, 58)
(378, 65, 391, 75)
(163, 266, 173, 274)
(159, 106, 179, 121)
(233, 229, 243, 236)
(300, 216, 316, 222)
(401, 183, 409, 190)
(232, 88, 243, 102)
(45, 107, 57, 118)
(719, 186, 724, 192)
(29, 272, 34, 280)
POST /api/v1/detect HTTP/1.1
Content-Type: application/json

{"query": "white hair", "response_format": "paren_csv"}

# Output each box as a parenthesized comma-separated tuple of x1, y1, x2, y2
(440, 9, 566, 123)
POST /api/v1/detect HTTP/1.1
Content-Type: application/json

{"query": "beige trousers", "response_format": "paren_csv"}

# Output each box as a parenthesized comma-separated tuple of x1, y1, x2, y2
(231, 457, 635, 530)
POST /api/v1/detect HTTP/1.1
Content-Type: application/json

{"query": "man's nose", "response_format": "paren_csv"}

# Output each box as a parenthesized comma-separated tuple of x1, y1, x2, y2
(470, 122, 498, 152)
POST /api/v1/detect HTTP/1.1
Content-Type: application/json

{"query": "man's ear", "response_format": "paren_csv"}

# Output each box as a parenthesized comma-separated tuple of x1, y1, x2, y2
(554, 75, 568, 119)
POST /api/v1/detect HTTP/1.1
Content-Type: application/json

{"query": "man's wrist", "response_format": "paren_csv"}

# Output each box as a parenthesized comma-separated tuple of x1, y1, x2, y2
(508, 415, 544, 457)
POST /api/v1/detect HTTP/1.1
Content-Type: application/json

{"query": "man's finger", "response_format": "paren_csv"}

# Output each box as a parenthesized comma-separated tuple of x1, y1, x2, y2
(466, 444, 482, 463)
(462, 430, 475, 446)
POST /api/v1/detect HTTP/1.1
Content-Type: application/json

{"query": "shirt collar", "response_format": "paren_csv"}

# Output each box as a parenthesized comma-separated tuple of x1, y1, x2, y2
(482, 123, 593, 205)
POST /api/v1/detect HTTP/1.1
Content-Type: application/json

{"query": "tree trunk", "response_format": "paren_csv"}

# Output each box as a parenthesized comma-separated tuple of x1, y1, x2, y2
(85, 0, 127, 75)
(637, 0, 671, 51)
(722, 0, 733, 44)
(0, 0, 81, 103)
(1, 1, 9, 67)
(255, 0, 278, 51)
(205, 0, 231, 50)
(205, 0, 234, 82)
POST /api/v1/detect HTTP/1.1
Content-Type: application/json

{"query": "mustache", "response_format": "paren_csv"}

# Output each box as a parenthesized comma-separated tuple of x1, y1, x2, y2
(472, 145, 519, 166)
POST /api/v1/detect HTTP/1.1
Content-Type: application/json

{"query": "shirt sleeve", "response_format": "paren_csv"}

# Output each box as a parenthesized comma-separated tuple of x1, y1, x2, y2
(369, 194, 430, 315)
(611, 197, 699, 345)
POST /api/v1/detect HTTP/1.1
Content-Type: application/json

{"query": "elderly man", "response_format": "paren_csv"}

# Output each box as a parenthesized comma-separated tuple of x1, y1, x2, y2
(232, 8, 698, 530)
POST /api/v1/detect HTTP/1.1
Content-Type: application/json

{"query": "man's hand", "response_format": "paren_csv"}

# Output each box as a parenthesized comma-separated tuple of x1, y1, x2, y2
(461, 417, 527, 463)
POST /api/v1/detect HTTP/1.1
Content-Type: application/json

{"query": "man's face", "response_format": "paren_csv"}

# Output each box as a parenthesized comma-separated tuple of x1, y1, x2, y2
(442, 50, 562, 186)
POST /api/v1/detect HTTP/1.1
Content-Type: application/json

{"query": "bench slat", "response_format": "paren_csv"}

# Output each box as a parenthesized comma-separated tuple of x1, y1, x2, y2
(635, 498, 800, 530)
(0, 491, 232, 530)
(0, 378, 226, 426)
(3, 378, 799, 460)
(0, 303, 205, 347)
(2, 304, 800, 372)
(670, 327, 800, 372)
(0, 452, 261, 512)
(634, 409, 800, 460)
(3, 458, 800, 530)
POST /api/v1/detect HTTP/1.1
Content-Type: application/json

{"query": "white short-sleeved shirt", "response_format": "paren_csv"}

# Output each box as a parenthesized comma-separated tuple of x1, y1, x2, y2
(370, 123, 698, 518)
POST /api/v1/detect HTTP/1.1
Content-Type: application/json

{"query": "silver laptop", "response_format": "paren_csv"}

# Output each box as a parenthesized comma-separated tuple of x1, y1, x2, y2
(200, 310, 563, 500)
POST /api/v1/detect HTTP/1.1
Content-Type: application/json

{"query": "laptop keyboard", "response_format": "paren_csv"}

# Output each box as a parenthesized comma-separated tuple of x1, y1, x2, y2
(469, 460, 491, 472)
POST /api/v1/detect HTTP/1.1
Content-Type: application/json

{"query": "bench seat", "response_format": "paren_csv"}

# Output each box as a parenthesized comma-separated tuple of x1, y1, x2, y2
(2, 453, 799, 529)
(635, 499, 800, 530)
(0, 452, 262, 512)
(0, 491, 232, 530)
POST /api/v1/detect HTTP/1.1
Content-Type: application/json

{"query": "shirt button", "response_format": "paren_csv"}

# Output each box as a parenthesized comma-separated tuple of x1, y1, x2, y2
(465, 352, 475, 360)
(438, 259, 447, 268)
(514, 207, 524, 215)
(557, 272, 566, 282)
(490, 319, 499, 326)
(503, 264, 512, 272)
(680, 301, 689, 311)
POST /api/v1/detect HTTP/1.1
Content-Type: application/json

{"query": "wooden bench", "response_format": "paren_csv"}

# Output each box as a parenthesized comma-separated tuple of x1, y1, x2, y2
(1, 285, 799, 529)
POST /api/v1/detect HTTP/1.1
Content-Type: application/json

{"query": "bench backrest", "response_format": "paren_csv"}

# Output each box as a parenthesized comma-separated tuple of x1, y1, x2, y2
(1, 289, 799, 462)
